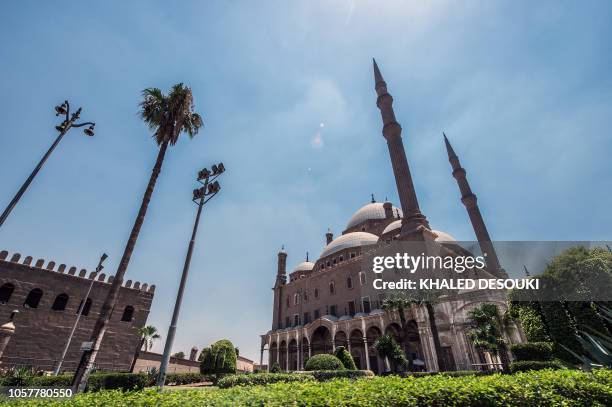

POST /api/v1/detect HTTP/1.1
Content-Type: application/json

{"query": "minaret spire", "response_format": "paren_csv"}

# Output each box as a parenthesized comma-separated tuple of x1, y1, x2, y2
(373, 59, 429, 238)
(443, 133, 505, 277)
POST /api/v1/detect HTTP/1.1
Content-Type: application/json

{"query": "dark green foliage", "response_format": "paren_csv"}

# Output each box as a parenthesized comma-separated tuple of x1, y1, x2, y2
(540, 301, 583, 361)
(308, 370, 374, 381)
(200, 339, 237, 374)
(510, 342, 553, 361)
(508, 361, 564, 373)
(163, 373, 213, 386)
(7, 369, 612, 406)
(467, 303, 505, 355)
(511, 305, 550, 342)
(30, 375, 73, 387)
(304, 354, 345, 371)
(374, 334, 407, 372)
(87, 373, 149, 392)
(217, 373, 315, 388)
(269, 361, 281, 373)
(334, 346, 357, 370)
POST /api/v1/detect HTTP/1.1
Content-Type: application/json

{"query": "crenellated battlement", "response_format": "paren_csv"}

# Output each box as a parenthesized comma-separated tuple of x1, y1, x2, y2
(0, 249, 155, 294)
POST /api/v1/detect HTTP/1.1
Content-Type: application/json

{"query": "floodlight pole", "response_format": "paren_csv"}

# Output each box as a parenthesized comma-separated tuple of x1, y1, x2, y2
(54, 253, 107, 376)
(0, 101, 95, 230)
(156, 165, 223, 390)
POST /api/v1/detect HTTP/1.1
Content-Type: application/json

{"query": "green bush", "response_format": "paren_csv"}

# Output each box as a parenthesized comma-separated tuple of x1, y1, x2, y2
(163, 373, 212, 386)
(334, 346, 357, 370)
(308, 370, 373, 381)
(6, 369, 611, 406)
(510, 342, 553, 361)
(200, 339, 237, 375)
(304, 354, 345, 371)
(508, 360, 564, 373)
(30, 374, 73, 387)
(87, 372, 149, 392)
(217, 373, 314, 388)
(269, 362, 281, 373)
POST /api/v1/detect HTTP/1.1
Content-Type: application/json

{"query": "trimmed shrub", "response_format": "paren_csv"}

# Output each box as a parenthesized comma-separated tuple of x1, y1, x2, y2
(217, 373, 314, 388)
(164, 373, 213, 386)
(334, 346, 357, 370)
(309, 370, 374, 381)
(510, 342, 553, 361)
(87, 373, 149, 391)
(200, 339, 237, 375)
(304, 354, 345, 371)
(6, 369, 611, 406)
(269, 362, 281, 373)
(509, 360, 563, 373)
(30, 374, 73, 387)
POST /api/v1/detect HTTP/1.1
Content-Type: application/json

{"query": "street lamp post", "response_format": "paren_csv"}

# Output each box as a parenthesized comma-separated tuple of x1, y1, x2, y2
(156, 162, 225, 390)
(0, 100, 96, 229)
(53, 253, 108, 376)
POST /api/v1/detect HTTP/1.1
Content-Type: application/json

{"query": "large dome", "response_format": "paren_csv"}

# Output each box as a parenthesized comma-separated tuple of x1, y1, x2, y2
(292, 261, 314, 273)
(346, 202, 402, 229)
(320, 232, 379, 258)
(381, 220, 456, 242)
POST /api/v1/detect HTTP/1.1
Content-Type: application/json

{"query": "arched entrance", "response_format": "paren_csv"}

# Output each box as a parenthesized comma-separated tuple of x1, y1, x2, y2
(366, 326, 383, 374)
(288, 339, 298, 371)
(334, 330, 348, 349)
(311, 326, 333, 355)
(279, 340, 287, 371)
(349, 329, 365, 369)
(269, 342, 278, 368)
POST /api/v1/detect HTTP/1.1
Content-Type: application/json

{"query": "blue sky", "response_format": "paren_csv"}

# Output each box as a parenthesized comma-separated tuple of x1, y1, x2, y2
(0, 1, 610, 362)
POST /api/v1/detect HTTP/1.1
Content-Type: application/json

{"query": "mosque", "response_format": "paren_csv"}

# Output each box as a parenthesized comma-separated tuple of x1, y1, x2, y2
(259, 60, 524, 373)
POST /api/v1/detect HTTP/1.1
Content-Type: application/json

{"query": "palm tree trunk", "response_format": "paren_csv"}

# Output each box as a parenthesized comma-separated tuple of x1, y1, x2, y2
(129, 337, 147, 373)
(425, 302, 446, 371)
(398, 306, 414, 371)
(72, 141, 169, 391)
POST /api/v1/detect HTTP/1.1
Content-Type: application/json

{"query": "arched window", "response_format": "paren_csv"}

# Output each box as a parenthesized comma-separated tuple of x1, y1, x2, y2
(346, 276, 353, 289)
(359, 272, 366, 286)
(293, 293, 299, 305)
(286, 296, 290, 307)
(51, 293, 69, 311)
(0, 283, 15, 304)
(329, 282, 335, 295)
(314, 288, 319, 299)
(77, 298, 93, 316)
(121, 305, 134, 322)
(303, 291, 308, 302)
(23, 288, 43, 308)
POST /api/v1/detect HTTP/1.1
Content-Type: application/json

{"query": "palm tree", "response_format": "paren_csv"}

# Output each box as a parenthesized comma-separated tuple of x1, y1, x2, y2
(72, 84, 203, 391)
(374, 334, 407, 373)
(382, 294, 414, 370)
(129, 325, 161, 372)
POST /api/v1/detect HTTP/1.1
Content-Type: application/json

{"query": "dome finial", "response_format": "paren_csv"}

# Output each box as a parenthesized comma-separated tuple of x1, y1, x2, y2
(371, 193, 376, 203)
(306, 252, 309, 262)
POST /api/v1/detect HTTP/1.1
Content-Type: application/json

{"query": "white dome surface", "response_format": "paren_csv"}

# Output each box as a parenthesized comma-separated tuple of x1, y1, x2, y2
(382, 219, 402, 235)
(346, 202, 402, 229)
(320, 232, 379, 258)
(292, 261, 315, 273)
(381, 221, 456, 242)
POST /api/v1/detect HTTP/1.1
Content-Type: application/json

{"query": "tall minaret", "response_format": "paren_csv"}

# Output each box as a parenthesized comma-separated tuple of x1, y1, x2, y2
(272, 246, 287, 330)
(373, 59, 430, 239)
(444, 133, 506, 277)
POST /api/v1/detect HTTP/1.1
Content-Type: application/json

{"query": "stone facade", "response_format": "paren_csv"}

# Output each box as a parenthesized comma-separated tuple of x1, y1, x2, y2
(0, 250, 154, 372)
(259, 61, 525, 373)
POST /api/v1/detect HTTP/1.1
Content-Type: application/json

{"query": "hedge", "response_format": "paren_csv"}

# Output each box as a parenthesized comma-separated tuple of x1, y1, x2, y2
(334, 346, 357, 370)
(309, 370, 374, 381)
(5, 369, 610, 406)
(304, 354, 345, 371)
(508, 360, 564, 373)
(217, 373, 315, 388)
(510, 342, 553, 361)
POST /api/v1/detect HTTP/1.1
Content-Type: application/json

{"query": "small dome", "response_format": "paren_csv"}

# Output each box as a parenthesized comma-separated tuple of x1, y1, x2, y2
(320, 232, 379, 258)
(432, 230, 456, 242)
(292, 261, 315, 273)
(381, 219, 402, 235)
(346, 202, 402, 229)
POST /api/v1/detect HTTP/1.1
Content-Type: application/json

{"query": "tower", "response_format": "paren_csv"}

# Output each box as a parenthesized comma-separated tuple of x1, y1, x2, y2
(373, 59, 430, 239)
(272, 247, 287, 330)
(444, 133, 506, 277)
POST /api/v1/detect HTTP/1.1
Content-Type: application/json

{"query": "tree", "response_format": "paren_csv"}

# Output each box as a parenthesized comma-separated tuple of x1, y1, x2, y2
(270, 362, 281, 373)
(172, 351, 185, 359)
(129, 325, 161, 372)
(200, 339, 238, 375)
(374, 334, 407, 373)
(333, 346, 357, 370)
(382, 294, 414, 370)
(467, 303, 508, 370)
(72, 84, 203, 391)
